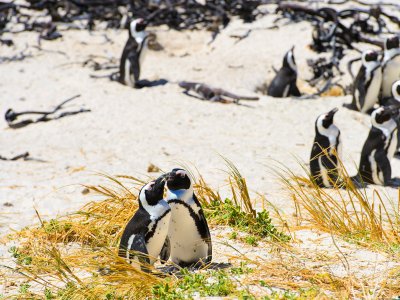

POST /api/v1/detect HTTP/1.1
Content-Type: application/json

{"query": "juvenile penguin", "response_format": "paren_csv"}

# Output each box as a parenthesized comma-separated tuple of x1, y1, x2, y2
(118, 176, 171, 269)
(119, 18, 148, 88)
(164, 168, 212, 267)
(358, 105, 399, 186)
(344, 50, 382, 113)
(310, 108, 342, 188)
(381, 36, 400, 100)
(267, 46, 301, 98)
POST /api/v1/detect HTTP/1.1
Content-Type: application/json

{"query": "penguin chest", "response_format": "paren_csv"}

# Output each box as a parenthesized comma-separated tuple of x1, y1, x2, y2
(363, 68, 382, 113)
(382, 57, 400, 98)
(369, 149, 384, 185)
(168, 203, 208, 264)
(145, 212, 171, 265)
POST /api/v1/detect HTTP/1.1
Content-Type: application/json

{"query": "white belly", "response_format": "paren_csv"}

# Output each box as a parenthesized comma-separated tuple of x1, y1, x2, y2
(382, 57, 400, 98)
(168, 203, 208, 265)
(318, 156, 331, 188)
(146, 212, 171, 265)
(362, 69, 382, 113)
(369, 150, 383, 185)
(124, 59, 135, 87)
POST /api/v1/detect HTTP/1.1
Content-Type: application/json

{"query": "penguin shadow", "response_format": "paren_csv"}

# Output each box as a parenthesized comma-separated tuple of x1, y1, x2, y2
(157, 262, 232, 275)
(182, 91, 254, 108)
(135, 79, 169, 88)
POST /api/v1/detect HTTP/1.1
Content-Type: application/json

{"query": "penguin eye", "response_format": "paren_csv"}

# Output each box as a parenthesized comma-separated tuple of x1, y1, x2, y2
(148, 182, 155, 189)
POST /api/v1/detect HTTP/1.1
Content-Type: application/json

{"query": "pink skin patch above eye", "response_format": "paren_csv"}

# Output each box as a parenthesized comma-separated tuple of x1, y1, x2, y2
(175, 170, 186, 178)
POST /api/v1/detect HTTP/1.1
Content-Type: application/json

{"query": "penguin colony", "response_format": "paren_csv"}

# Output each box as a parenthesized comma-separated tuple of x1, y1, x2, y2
(116, 20, 400, 269)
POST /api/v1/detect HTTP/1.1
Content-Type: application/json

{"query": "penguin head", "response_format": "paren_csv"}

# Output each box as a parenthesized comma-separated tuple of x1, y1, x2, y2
(283, 46, 297, 73)
(361, 50, 379, 66)
(385, 36, 399, 51)
(371, 106, 398, 128)
(139, 176, 166, 206)
(166, 168, 192, 191)
(316, 107, 339, 132)
(391, 80, 400, 102)
(129, 18, 147, 36)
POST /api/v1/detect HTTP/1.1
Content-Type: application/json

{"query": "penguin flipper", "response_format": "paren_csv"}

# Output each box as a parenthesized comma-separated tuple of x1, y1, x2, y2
(375, 150, 392, 186)
(193, 194, 212, 264)
(128, 234, 150, 267)
(289, 82, 301, 97)
(159, 236, 170, 264)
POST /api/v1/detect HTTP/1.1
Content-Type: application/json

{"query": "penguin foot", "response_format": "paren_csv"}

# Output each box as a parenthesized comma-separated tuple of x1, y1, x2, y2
(342, 103, 357, 111)
(387, 178, 400, 187)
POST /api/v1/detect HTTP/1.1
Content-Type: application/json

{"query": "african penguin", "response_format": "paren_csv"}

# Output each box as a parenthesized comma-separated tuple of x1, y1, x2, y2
(267, 46, 301, 98)
(163, 168, 212, 267)
(119, 18, 148, 88)
(381, 36, 400, 101)
(118, 176, 171, 270)
(344, 50, 382, 113)
(358, 105, 399, 186)
(310, 108, 342, 188)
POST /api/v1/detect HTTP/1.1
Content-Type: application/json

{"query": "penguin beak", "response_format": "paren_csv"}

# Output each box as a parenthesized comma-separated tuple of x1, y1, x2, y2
(387, 105, 400, 117)
(152, 176, 166, 193)
(326, 107, 338, 119)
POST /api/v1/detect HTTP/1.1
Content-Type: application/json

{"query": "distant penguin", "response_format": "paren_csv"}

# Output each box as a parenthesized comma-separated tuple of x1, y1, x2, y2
(358, 105, 399, 186)
(118, 176, 171, 269)
(119, 18, 148, 88)
(267, 47, 301, 98)
(381, 36, 400, 101)
(390, 80, 400, 157)
(163, 168, 212, 267)
(310, 108, 342, 187)
(344, 50, 382, 113)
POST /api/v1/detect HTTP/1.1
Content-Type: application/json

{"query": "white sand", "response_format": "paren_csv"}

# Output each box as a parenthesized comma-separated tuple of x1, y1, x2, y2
(1, 5, 400, 295)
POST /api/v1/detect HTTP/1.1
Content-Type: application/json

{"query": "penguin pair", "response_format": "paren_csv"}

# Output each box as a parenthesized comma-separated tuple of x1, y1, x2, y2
(310, 103, 400, 188)
(119, 19, 148, 88)
(118, 168, 212, 270)
(267, 46, 301, 98)
(344, 50, 382, 114)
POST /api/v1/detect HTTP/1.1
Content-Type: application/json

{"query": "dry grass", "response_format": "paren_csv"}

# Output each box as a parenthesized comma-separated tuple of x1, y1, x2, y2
(275, 156, 400, 252)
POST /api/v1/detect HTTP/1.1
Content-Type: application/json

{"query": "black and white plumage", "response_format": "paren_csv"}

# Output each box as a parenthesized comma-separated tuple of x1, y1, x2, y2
(267, 47, 301, 98)
(358, 105, 399, 186)
(119, 18, 148, 88)
(381, 36, 400, 100)
(163, 168, 212, 267)
(344, 50, 382, 113)
(118, 176, 171, 269)
(310, 108, 342, 188)
(390, 80, 400, 158)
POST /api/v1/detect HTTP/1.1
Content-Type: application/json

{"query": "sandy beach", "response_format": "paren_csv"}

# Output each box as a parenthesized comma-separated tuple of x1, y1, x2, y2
(1, 2, 400, 297)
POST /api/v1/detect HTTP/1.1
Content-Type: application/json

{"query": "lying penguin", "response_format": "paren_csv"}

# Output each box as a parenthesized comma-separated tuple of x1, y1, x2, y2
(119, 18, 148, 88)
(162, 168, 212, 267)
(118, 176, 171, 270)
(344, 50, 382, 113)
(358, 105, 400, 187)
(267, 46, 301, 98)
(310, 108, 342, 188)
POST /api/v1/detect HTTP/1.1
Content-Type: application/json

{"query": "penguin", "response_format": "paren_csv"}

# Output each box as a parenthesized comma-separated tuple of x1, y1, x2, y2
(267, 46, 301, 98)
(119, 18, 148, 88)
(344, 50, 382, 113)
(310, 107, 342, 188)
(358, 105, 399, 186)
(163, 168, 212, 267)
(381, 36, 400, 101)
(390, 80, 400, 158)
(118, 176, 171, 270)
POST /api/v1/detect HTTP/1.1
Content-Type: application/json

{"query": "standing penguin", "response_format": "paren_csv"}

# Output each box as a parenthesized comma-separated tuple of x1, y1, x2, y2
(344, 50, 382, 113)
(310, 108, 342, 188)
(163, 168, 212, 267)
(267, 46, 301, 98)
(381, 36, 400, 101)
(118, 176, 171, 269)
(119, 18, 148, 88)
(358, 105, 399, 186)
